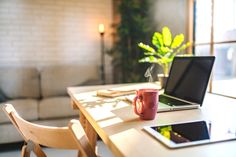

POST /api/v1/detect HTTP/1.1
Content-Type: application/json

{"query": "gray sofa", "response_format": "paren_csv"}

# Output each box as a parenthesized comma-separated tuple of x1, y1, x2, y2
(0, 65, 100, 144)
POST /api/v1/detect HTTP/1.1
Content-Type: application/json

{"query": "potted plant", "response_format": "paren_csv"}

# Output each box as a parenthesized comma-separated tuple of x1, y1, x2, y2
(138, 26, 190, 86)
(107, 0, 153, 83)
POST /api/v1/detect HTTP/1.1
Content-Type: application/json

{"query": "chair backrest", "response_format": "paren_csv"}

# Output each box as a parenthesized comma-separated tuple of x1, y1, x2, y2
(2, 104, 97, 157)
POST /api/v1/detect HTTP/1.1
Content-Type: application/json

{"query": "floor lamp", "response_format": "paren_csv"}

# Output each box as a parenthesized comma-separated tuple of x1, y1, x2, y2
(98, 24, 105, 84)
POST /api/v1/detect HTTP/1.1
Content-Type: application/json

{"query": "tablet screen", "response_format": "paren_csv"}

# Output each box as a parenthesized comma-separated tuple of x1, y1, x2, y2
(144, 120, 236, 148)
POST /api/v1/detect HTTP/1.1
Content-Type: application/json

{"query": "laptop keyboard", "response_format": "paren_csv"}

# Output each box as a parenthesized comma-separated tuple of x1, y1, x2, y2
(159, 95, 191, 106)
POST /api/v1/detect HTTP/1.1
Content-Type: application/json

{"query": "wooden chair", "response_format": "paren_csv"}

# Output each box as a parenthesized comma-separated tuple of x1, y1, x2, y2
(2, 104, 98, 157)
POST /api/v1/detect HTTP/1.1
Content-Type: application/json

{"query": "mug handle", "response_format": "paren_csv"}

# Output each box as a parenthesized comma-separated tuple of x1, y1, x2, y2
(133, 95, 144, 116)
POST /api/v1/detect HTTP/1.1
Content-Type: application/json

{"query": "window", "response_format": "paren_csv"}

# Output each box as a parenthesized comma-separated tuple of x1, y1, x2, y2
(193, 0, 236, 97)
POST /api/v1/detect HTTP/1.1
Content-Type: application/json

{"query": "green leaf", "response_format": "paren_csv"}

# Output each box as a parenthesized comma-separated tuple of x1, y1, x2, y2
(152, 32, 163, 48)
(175, 42, 191, 54)
(138, 43, 155, 52)
(158, 57, 173, 64)
(158, 46, 173, 55)
(163, 52, 173, 58)
(139, 56, 158, 63)
(171, 34, 184, 49)
(162, 26, 172, 46)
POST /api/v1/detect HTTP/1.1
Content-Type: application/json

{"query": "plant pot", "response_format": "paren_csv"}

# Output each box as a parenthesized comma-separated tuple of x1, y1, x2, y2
(158, 74, 168, 89)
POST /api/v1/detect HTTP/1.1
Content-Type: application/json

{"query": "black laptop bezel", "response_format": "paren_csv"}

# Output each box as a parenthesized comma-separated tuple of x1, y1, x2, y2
(163, 56, 215, 106)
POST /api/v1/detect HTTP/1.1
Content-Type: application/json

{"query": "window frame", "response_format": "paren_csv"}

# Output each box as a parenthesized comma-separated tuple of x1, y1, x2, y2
(189, 0, 236, 98)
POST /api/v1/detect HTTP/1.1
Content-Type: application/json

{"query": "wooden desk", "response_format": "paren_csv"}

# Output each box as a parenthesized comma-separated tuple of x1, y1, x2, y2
(68, 83, 236, 157)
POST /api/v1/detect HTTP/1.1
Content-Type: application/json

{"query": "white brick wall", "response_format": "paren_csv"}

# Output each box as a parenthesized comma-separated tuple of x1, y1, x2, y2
(0, 0, 113, 83)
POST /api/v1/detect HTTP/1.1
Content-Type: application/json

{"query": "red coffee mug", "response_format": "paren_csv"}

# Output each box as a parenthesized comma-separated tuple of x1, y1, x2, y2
(133, 88, 158, 120)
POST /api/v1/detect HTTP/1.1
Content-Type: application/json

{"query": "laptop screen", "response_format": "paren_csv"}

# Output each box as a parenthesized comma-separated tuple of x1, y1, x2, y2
(164, 56, 215, 105)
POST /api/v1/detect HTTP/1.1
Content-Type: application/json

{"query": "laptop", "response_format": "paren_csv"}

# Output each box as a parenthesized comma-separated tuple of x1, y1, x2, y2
(158, 56, 215, 112)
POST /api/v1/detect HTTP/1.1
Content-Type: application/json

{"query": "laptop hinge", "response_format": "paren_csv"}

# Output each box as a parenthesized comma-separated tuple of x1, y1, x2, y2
(161, 94, 200, 105)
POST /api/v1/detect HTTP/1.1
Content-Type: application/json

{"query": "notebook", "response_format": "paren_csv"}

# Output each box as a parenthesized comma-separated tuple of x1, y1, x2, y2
(157, 56, 215, 112)
(96, 89, 135, 97)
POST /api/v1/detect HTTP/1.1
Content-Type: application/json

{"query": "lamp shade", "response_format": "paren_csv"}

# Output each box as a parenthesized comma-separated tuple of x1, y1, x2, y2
(98, 24, 105, 34)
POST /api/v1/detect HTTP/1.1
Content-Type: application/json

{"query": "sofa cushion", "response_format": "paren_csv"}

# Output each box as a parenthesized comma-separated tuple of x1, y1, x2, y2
(0, 89, 7, 103)
(0, 124, 23, 143)
(40, 65, 98, 97)
(0, 67, 40, 99)
(38, 96, 78, 119)
(0, 99, 38, 123)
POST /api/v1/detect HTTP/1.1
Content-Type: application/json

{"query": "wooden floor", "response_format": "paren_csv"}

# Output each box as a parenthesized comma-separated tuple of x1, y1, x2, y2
(0, 141, 114, 157)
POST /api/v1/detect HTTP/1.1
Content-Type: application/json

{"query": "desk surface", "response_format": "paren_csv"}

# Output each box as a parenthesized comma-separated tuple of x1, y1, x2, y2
(68, 83, 236, 157)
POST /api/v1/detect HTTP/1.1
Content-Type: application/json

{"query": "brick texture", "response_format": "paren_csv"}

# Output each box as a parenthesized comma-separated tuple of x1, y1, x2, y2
(0, 0, 113, 83)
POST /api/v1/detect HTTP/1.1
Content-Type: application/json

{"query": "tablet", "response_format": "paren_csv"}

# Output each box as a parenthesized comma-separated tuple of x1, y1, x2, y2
(144, 120, 236, 148)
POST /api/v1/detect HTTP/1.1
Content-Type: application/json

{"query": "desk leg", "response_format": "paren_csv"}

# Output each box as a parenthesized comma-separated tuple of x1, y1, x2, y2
(71, 100, 98, 151)
(71, 100, 79, 110)
(79, 112, 98, 151)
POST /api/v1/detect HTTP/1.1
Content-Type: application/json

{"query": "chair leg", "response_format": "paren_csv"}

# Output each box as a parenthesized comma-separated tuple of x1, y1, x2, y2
(33, 143, 47, 157)
(23, 140, 46, 157)
(77, 150, 83, 157)
(21, 145, 30, 157)
(78, 150, 90, 157)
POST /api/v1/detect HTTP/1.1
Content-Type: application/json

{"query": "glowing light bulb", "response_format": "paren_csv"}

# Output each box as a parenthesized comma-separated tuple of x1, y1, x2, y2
(98, 24, 105, 34)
